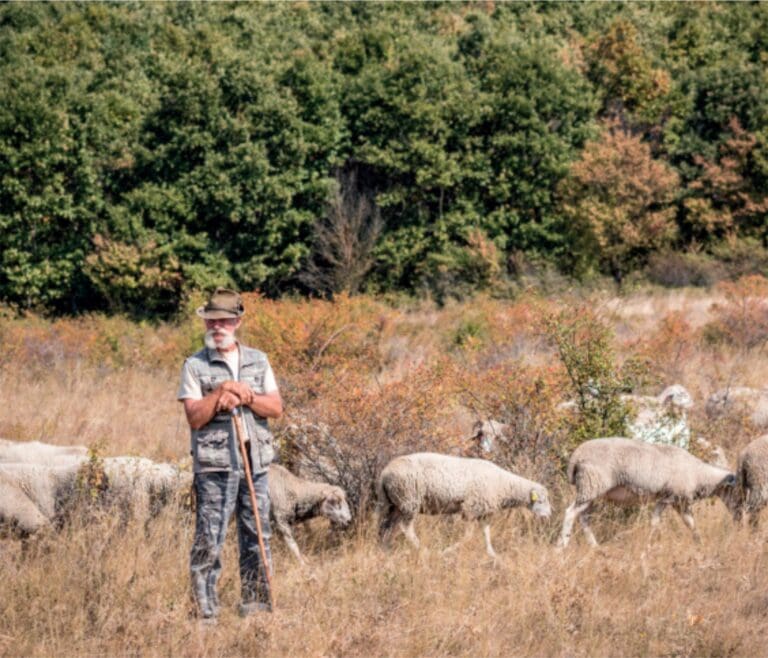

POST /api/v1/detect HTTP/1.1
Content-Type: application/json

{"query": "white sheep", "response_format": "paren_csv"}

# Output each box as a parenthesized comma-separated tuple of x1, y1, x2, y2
(728, 434, 768, 527)
(377, 452, 551, 559)
(0, 439, 190, 527)
(101, 456, 189, 521)
(706, 386, 768, 427)
(268, 463, 351, 565)
(0, 462, 88, 538)
(558, 437, 736, 548)
(623, 384, 693, 449)
(557, 385, 694, 449)
(0, 438, 87, 465)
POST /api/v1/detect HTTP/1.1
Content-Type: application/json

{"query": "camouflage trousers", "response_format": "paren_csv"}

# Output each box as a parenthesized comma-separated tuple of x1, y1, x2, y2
(190, 469, 272, 618)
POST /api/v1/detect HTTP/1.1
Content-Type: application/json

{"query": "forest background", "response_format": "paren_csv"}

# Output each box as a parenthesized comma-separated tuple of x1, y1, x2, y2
(2, 1, 768, 318)
(5, 4, 768, 655)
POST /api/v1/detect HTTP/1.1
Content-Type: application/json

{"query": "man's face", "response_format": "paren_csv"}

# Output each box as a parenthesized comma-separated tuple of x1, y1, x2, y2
(203, 317, 241, 350)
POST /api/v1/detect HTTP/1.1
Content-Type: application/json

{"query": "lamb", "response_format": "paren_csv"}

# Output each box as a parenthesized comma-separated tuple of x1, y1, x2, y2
(558, 437, 736, 548)
(728, 434, 768, 527)
(377, 452, 551, 559)
(268, 463, 351, 565)
(706, 386, 768, 427)
(0, 438, 87, 465)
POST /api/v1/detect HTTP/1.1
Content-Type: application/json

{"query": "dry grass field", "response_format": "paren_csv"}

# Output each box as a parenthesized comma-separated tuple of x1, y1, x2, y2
(2, 282, 768, 657)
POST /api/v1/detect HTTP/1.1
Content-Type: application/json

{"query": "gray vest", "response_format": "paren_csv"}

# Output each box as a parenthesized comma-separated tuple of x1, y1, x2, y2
(187, 345, 275, 474)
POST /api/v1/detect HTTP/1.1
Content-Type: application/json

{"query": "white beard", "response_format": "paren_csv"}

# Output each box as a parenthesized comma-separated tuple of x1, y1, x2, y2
(204, 330, 236, 350)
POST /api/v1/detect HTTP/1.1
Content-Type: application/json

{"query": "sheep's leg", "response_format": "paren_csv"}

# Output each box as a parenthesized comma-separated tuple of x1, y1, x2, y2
(482, 522, 498, 560)
(673, 501, 700, 542)
(578, 505, 598, 547)
(747, 503, 764, 531)
(380, 509, 402, 549)
(647, 501, 667, 544)
(558, 501, 591, 548)
(745, 492, 765, 531)
(399, 516, 420, 550)
(275, 520, 307, 566)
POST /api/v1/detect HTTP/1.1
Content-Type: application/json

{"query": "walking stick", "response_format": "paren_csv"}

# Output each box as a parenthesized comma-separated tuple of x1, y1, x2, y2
(232, 407, 275, 611)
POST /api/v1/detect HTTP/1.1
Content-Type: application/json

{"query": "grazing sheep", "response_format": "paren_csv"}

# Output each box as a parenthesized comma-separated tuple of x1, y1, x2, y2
(0, 462, 91, 539)
(101, 457, 189, 521)
(557, 385, 694, 449)
(728, 434, 768, 527)
(706, 386, 768, 427)
(0, 440, 190, 532)
(268, 463, 351, 565)
(0, 438, 87, 465)
(377, 452, 551, 559)
(470, 420, 511, 454)
(558, 437, 736, 548)
(624, 385, 694, 449)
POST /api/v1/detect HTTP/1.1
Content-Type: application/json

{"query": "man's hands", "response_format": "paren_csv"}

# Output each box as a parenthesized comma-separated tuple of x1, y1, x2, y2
(184, 379, 283, 429)
(216, 381, 254, 412)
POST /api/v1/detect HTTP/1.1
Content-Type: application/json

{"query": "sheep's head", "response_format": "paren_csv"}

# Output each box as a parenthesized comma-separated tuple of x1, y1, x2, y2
(659, 385, 694, 410)
(472, 420, 509, 453)
(528, 487, 552, 519)
(321, 488, 352, 528)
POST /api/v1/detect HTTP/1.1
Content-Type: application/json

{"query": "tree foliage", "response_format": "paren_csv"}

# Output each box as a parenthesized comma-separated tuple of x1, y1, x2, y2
(560, 121, 680, 283)
(0, 3, 766, 316)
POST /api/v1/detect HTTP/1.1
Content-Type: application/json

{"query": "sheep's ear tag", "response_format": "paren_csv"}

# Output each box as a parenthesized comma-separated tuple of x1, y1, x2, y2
(530, 491, 539, 503)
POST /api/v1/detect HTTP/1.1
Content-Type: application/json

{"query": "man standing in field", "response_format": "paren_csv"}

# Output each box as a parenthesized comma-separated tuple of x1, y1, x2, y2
(177, 287, 282, 622)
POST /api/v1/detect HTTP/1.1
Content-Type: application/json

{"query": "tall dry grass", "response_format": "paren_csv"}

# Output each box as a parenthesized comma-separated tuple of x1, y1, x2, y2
(2, 284, 768, 657)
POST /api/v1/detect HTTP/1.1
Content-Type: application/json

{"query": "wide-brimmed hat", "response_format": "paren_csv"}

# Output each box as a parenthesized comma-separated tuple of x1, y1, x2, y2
(196, 287, 245, 319)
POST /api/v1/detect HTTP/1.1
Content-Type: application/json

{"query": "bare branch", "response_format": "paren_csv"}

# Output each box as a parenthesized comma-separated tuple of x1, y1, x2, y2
(300, 169, 383, 296)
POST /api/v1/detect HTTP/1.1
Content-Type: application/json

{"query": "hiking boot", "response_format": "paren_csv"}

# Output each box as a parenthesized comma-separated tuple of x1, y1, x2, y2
(238, 601, 272, 617)
(197, 615, 218, 630)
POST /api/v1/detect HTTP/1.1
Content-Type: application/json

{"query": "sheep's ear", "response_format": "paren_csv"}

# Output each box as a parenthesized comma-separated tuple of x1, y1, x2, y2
(530, 490, 539, 503)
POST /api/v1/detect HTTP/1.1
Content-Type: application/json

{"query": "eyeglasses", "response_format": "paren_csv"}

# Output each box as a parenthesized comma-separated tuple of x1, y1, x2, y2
(204, 318, 239, 328)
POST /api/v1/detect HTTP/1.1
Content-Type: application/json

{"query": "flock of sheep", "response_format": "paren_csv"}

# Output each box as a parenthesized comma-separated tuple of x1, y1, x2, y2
(2, 383, 768, 565)
(0, 439, 351, 564)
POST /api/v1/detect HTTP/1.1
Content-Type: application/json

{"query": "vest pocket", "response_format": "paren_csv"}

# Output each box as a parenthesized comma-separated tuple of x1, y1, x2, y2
(247, 418, 275, 469)
(200, 375, 224, 396)
(195, 428, 231, 470)
(242, 374, 265, 395)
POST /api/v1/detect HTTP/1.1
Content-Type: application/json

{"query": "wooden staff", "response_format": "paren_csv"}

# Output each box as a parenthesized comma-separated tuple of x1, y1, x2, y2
(232, 408, 275, 610)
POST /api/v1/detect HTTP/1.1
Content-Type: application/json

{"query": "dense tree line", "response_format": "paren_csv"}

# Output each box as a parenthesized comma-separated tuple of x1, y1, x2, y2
(1, 2, 767, 316)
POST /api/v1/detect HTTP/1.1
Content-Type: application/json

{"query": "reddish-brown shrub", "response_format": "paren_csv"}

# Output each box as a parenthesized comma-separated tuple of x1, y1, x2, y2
(705, 275, 768, 350)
